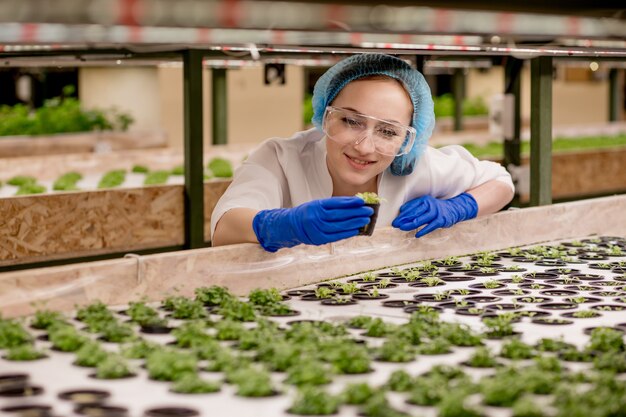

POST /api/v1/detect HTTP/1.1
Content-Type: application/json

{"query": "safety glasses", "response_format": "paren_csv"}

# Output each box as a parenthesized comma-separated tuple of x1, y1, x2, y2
(322, 106, 416, 157)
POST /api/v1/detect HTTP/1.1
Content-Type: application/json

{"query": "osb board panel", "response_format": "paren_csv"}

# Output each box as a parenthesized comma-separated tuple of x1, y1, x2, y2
(204, 180, 232, 242)
(0, 186, 184, 266)
(0, 133, 96, 158)
(551, 148, 626, 198)
(1, 195, 625, 318)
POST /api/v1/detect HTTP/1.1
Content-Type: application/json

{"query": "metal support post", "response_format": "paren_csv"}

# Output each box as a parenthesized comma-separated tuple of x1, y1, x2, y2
(504, 58, 523, 206)
(530, 56, 553, 207)
(609, 68, 621, 122)
(183, 49, 205, 248)
(453, 68, 465, 131)
(212, 68, 227, 145)
(414, 55, 425, 74)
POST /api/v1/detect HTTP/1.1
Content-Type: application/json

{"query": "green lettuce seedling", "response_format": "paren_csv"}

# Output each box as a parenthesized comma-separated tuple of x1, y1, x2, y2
(355, 192, 383, 204)
(7, 175, 36, 187)
(53, 172, 82, 191)
(98, 169, 126, 189)
(144, 170, 170, 185)
(207, 157, 233, 178)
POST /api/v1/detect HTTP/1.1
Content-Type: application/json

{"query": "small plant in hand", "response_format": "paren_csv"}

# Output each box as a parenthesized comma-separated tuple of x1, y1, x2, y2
(355, 192, 384, 204)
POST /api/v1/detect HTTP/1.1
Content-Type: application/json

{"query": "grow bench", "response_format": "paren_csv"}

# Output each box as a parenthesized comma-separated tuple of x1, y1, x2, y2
(2, 233, 626, 416)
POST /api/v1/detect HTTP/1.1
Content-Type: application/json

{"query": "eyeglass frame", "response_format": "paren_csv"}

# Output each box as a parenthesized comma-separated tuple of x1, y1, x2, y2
(322, 106, 417, 157)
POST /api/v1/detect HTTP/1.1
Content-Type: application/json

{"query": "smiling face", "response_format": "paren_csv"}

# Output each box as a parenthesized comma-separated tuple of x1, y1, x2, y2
(325, 77, 413, 196)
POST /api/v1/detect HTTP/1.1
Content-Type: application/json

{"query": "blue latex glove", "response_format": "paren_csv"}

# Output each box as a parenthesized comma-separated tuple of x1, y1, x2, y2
(252, 197, 374, 252)
(392, 193, 478, 238)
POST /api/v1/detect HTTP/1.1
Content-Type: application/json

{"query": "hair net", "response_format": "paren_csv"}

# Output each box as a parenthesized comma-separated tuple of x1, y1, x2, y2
(311, 54, 435, 176)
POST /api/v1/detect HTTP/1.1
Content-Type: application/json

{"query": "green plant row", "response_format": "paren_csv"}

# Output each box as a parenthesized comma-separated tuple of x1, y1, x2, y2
(459, 133, 626, 159)
(0, 86, 133, 137)
(1, 157, 235, 195)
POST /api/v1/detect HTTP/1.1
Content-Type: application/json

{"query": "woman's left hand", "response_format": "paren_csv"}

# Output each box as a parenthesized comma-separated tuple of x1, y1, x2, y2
(392, 193, 478, 238)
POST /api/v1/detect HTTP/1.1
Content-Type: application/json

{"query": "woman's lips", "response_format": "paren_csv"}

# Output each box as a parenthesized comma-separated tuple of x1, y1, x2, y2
(344, 154, 375, 170)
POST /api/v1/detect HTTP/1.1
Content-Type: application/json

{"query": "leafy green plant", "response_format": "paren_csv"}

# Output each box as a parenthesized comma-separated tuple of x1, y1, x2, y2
(483, 313, 516, 338)
(360, 392, 410, 417)
(146, 349, 198, 381)
(97, 169, 126, 189)
(15, 182, 46, 195)
(0, 318, 33, 348)
(121, 339, 159, 359)
(207, 157, 233, 178)
(500, 338, 535, 360)
(4, 343, 46, 361)
(416, 337, 452, 355)
(7, 175, 36, 187)
(286, 359, 333, 386)
(99, 321, 136, 343)
(288, 387, 340, 416)
(343, 382, 375, 405)
(437, 390, 483, 417)
(214, 319, 245, 341)
(144, 170, 170, 185)
(53, 172, 82, 191)
(347, 315, 373, 329)
(194, 285, 234, 307)
(74, 341, 109, 367)
(231, 367, 276, 397)
(48, 323, 87, 352)
(386, 370, 413, 392)
(377, 336, 415, 362)
(511, 395, 546, 417)
(218, 299, 256, 322)
(363, 318, 393, 338)
(170, 373, 221, 394)
(587, 327, 624, 352)
(172, 321, 212, 348)
(248, 288, 283, 306)
(466, 346, 498, 368)
(355, 192, 383, 204)
(95, 354, 134, 379)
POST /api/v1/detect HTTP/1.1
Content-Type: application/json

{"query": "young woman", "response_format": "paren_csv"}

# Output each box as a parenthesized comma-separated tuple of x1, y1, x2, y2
(211, 54, 514, 252)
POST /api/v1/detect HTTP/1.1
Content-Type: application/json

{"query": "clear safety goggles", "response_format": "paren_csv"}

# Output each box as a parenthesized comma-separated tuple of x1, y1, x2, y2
(322, 106, 416, 157)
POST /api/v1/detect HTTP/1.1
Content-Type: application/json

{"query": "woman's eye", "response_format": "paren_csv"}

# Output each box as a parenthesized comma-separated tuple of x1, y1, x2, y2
(342, 117, 362, 128)
(378, 127, 400, 139)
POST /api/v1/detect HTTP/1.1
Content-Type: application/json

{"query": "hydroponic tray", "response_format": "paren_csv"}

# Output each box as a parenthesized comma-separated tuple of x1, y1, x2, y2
(1, 235, 625, 417)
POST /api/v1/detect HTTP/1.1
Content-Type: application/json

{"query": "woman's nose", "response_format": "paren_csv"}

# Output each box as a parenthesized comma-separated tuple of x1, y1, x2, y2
(352, 132, 377, 154)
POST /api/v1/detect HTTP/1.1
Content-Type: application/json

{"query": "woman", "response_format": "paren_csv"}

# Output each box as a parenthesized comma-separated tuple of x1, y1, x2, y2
(212, 54, 514, 252)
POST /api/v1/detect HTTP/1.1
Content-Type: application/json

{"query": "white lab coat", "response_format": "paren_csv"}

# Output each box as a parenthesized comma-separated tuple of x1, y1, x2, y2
(211, 128, 514, 237)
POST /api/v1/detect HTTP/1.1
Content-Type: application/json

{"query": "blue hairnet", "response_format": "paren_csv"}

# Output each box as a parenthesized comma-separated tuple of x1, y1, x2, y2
(311, 54, 435, 176)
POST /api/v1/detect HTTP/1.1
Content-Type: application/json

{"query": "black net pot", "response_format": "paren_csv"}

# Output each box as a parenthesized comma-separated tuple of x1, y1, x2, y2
(358, 203, 380, 236)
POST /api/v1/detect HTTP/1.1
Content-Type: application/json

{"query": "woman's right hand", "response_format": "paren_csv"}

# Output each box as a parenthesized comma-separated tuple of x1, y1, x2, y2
(252, 197, 374, 252)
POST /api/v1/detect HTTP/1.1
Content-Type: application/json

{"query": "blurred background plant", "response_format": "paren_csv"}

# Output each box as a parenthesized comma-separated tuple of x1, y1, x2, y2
(0, 85, 134, 137)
